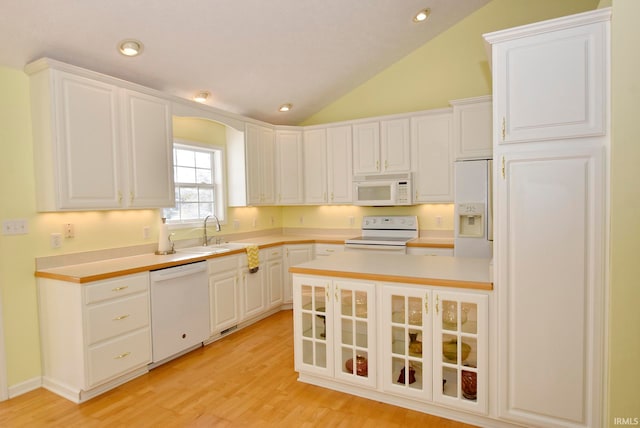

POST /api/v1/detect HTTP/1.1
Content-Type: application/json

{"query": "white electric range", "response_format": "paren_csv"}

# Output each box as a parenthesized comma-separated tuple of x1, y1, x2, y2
(345, 215, 418, 254)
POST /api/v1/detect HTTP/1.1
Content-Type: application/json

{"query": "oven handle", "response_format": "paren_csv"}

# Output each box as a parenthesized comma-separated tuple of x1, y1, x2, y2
(344, 244, 406, 252)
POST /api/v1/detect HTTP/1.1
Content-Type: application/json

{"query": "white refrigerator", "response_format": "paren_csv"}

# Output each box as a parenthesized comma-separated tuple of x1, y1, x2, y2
(454, 159, 493, 258)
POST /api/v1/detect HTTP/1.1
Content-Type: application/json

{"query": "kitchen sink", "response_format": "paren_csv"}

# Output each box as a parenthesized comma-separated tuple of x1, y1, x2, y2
(176, 242, 254, 255)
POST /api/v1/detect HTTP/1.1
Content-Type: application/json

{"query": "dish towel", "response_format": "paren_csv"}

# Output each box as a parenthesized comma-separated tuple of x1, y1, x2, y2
(246, 245, 260, 273)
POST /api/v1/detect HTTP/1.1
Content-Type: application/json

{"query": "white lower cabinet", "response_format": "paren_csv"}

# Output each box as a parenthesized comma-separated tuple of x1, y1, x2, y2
(208, 255, 241, 334)
(38, 272, 152, 403)
(263, 247, 284, 309)
(294, 275, 490, 421)
(293, 276, 377, 388)
(240, 267, 266, 321)
(283, 244, 314, 304)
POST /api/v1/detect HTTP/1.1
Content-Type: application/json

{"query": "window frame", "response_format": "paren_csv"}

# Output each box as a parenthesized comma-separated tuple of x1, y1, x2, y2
(164, 139, 227, 228)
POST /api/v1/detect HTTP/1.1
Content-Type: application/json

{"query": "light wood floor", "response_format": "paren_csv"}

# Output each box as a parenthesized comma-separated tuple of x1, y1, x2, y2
(0, 310, 477, 427)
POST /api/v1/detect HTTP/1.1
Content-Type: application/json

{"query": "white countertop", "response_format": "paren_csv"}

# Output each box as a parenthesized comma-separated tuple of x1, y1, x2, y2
(289, 252, 492, 290)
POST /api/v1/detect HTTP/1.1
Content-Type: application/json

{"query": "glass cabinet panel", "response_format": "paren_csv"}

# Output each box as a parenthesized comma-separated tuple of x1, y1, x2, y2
(434, 291, 487, 414)
(334, 281, 376, 388)
(382, 286, 432, 401)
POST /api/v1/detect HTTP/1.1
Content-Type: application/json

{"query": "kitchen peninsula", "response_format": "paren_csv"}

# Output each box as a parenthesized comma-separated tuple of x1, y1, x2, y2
(291, 252, 494, 427)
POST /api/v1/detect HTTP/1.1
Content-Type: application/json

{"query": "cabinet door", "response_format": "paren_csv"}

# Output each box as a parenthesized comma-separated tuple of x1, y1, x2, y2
(293, 276, 332, 377)
(334, 280, 376, 388)
(494, 21, 606, 143)
(452, 97, 493, 160)
(275, 130, 304, 204)
(240, 269, 266, 321)
(259, 126, 276, 204)
(326, 126, 353, 203)
(433, 291, 488, 414)
(352, 122, 380, 175)
(303, 129, 327, 204)
(283, 245, 314, 303)
(53, 71, 122, 209)
(496, 148, 605, 426)
(209, 270, 239, 334)
(411, 112, 454, 202)
(121, 90, 174, 208)
(266, 259, 283, 309)
(245, 124, 275, 205)
(382, 286, 433, 401)
(381, 118, 411, 172)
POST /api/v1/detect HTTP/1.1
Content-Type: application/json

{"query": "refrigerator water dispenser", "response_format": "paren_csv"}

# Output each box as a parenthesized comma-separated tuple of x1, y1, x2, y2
(457, 203, 485, 238)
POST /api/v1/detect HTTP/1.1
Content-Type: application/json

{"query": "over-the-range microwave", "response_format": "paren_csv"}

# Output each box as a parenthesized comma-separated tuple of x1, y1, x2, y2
(353, 173, 412, 206)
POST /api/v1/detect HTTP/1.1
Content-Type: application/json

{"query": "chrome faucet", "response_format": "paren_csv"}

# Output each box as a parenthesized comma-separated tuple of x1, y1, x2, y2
(203, 215, 221, 246)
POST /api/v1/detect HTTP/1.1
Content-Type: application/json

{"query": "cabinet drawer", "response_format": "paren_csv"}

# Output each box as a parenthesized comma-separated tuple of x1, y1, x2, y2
(87, 328, 151, 387)
(261, 247, 283, 261)
(208, 254, 240, 274)
(315, 244, 344, 257)
(85, 293, 150, 345)
(84, 273, 149, 304)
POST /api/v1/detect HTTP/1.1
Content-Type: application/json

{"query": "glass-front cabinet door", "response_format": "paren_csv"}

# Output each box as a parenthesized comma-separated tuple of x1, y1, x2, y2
(334, 280, 376, 388)
(433, 291, 488, 414)
(381, 285, 433, 401)
(293, 276, 332, 378)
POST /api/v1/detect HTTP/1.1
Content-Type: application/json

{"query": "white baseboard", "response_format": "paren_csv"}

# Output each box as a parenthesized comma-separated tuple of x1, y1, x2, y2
(8, 376, 42, 399)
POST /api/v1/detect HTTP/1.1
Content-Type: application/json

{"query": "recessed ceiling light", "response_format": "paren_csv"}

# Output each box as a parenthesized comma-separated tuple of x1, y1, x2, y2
(118, 39, 144, 57)
(193, 91, 210, 103)
(413, 8, 431, 23)
(279, 103, 292, 112)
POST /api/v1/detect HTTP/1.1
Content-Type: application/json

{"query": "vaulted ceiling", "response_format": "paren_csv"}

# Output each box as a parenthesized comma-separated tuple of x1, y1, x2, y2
(0, 0, 490, 125)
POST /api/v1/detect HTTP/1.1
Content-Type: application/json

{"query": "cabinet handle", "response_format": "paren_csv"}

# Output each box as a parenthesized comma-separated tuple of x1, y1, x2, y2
(330, 192, 334, 201)
(112, 286, 129, 292)
(114, 352, 131, 359)
(129, 191, 134, 204)
(376, 160, 379, 170)
(501, 117, 506, 140)
(501, 156, 506, 179)
(326, 249, 335, 253)
(118, 191, 123, 205)
(425, 294, 428, 315)
(385, 160, 388, 170)
(272, 251, 279, 256)
(113, 314, 130, 321)
(435, 295, 439, 315)
(335, 288, 339, 302)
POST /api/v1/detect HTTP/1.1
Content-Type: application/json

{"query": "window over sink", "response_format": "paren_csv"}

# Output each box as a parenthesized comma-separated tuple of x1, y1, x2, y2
(163, 139, 226, 225)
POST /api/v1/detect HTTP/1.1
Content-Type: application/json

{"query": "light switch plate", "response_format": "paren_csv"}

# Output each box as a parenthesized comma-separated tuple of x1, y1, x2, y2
(2, 219, 28, 235)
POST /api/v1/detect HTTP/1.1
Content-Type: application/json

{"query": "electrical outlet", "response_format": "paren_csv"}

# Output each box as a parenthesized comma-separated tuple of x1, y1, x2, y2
(233, 219, 240, 230)
(64, 223, 75, 238)
(143, 226, 150, 239)
(2, 219, 28, 235)
(299, 216, 304, 225)
(252, 218, 257, 228)
(348, 216, 355, 226)
(436, 216, 443, 227)
(50, 233, 62, 248)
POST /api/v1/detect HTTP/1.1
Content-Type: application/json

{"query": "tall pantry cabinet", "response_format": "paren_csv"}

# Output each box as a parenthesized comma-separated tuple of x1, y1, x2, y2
(484, 8, 610, 428)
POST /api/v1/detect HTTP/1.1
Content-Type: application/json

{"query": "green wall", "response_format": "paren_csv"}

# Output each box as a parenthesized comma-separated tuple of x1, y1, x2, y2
(301, 0, 599, 126)
(608, 0, 640, 422)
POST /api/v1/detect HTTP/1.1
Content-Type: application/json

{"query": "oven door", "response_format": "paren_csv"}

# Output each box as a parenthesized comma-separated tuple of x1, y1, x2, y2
(344, 243, 407, 254)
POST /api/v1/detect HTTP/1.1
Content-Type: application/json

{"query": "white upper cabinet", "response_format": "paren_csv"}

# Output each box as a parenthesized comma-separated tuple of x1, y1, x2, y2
(380, 118, 411, 173)
(450, 96, 492, 160)
(411, 111, 454, 203)
(243, 123, 276, 205)
(303, 128, 328, 204)
(326, 125, 353, 204)
(121, 90, 174, 208)
(352, 122, 380, 175)
(26, 58, 174, 211)
(303, 125, 353, 205)
(353, 119, 411, 175)
(275, 129, 304, 205)
(486, 14, 607, 144)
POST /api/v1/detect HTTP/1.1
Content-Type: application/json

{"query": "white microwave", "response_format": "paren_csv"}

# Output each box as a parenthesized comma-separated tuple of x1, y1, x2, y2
(353, 173, 412, 206)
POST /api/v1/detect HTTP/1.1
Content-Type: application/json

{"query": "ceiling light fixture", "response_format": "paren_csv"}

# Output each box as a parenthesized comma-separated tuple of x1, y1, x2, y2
(413, 8, 431, 23)
(193, 91, 210, 103)
(118, 39, 144, 57)
(279, 103, 292, 112)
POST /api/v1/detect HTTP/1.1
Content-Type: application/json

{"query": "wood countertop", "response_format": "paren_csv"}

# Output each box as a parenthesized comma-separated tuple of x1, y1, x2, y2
(35, 234, 456, 284)
(289, 252, 492, 291)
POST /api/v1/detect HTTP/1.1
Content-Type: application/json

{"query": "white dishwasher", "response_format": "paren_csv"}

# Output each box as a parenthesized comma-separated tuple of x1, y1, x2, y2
(149, 261, 210, 364)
